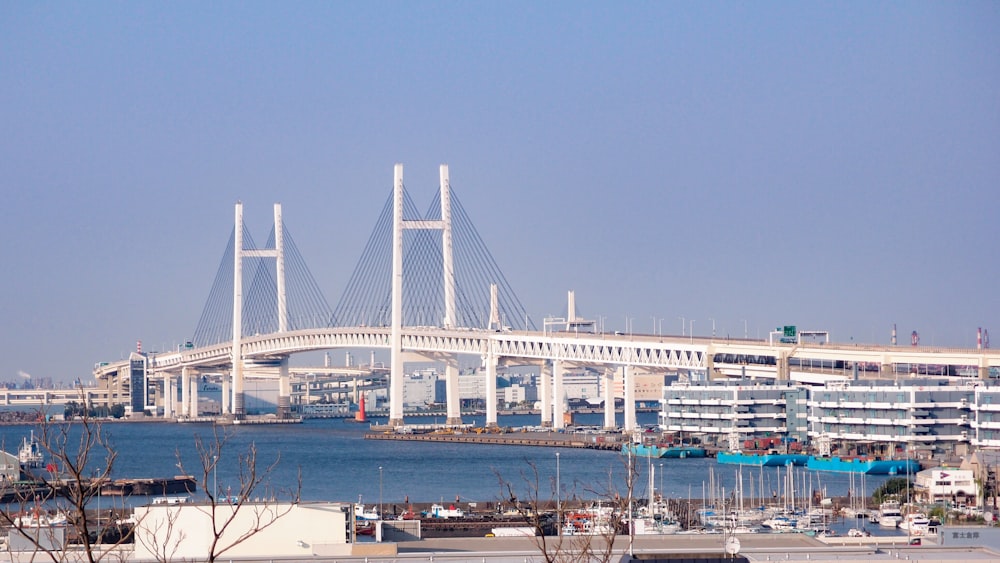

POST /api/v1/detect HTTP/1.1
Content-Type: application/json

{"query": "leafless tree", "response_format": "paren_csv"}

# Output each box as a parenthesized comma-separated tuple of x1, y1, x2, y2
(494, 450, 638, 563)
(134, 424, 302, 563)
(0, 404, 134, 563)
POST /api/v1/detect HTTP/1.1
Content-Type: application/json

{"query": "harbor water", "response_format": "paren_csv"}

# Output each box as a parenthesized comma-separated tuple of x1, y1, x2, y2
(0, 412, 900, 508)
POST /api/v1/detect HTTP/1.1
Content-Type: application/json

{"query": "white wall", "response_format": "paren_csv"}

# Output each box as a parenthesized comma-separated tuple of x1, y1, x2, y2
(132, 501, 349, 560)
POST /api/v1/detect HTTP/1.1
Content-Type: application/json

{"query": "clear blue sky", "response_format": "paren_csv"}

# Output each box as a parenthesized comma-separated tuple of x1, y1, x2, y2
(2, 2, 998, 384)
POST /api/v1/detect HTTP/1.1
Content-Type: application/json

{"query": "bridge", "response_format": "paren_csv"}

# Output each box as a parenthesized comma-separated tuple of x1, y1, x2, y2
(93, 164, 1000, 431)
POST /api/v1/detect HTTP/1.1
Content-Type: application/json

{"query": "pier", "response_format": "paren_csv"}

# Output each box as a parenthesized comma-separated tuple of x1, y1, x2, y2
(364, 429, 625, 451)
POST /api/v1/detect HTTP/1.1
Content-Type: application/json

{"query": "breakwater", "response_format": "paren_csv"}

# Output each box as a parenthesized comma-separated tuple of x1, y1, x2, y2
(364, 430, 625, 451)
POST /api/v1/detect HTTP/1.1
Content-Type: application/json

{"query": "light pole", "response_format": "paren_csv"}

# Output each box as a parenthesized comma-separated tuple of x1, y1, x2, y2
(689, 320, 695, 343)
(93, 469, 100, 544)
(742, 319, 748, 339)
(678, 316, 685, 336)
(709, 318, 716, 338)
(556, 452, 561, 535)
(598, 315, 606, 334)
(379, 466, 384, 520)
(658, 318, 664, 337)
(659, 462, 664, 506)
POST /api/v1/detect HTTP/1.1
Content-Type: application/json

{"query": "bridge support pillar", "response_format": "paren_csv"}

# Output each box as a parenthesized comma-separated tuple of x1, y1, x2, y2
(485, 349, 498, 427)
(776, 354, 790, 382)
(163, 374, 174, 419)
(180, 367, 190, 418)
(445, 359, 462, 426)
(705, 349, 718, 381)
(553, 360, 565, 429)
(188, 376, 200, 417)
(277, 358, 291, 419)
(540, 362, 552, 427)
(603, 368, 616, 430)
(623, 365, 637, 433)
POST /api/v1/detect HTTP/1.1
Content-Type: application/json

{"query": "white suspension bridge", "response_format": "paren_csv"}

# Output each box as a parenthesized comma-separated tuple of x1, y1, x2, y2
(90, 164, 1000, 432)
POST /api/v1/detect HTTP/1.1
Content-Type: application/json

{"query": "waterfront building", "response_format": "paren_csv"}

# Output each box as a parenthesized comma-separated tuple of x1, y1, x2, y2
(971, 385, 1000, 447)
(806, 380, 974, 458)
(912, 467, 977, 506)
(402, 370, 438, 408)
(502, 383, 536, 407)
(659, 381, 808, 447)
(657, 379, 1000, 456)
(458, 369, 488, 401)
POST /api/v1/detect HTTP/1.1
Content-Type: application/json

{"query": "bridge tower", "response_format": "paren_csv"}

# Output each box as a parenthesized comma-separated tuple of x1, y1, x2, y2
(389, 164, 460, 427)
(231, 202, 289, 418)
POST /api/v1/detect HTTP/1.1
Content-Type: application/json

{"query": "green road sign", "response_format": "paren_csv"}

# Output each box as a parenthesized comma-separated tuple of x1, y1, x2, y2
(783, 325, 797, 337)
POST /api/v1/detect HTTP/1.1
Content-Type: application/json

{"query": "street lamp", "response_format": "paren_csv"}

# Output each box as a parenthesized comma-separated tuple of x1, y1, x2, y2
(678, 317, 685, 336)
(689, 320, 695, 343)
(379, 466, 384, 520)
(709, 318, 716, 338)
(742, 319, 748, 339)
(556, 452, 561, 536)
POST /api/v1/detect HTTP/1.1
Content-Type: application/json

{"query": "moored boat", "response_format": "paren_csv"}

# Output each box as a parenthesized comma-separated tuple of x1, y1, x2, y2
(622, 443, 706, 459)
(716, 451, 809, 467)
(806, 456, 920, 475)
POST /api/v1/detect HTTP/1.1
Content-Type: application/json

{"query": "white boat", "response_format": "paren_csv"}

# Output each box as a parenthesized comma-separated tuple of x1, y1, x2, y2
(848, 528, 872, 537)
(13, 509, 67, 528)
(898, 512, 930, 535)
(354, 498, 380, 520)
(18, 431, 44, 469)
(426, 503, 464, 519)
(876, 500, 902, 528)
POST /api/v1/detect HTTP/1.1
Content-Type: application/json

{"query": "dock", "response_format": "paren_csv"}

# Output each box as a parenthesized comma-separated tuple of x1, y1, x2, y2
(99, 475, 197, 496)
(364, 430, 625, 450)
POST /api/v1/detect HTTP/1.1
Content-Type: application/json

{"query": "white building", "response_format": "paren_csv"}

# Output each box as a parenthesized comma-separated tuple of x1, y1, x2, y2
(913, 467, 977, 506)
(402, 370, 438, 407)
(132, 501, 355, 559)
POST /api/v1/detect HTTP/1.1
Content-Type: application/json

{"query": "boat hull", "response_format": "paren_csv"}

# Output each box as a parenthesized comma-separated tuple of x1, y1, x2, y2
(623, 444, 706, 459)
(716, 452, 809, 467)
(806, 457, 920, 475)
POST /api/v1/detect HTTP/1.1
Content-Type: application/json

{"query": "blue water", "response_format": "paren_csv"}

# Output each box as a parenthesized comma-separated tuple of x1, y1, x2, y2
(0, 412, 897, 507)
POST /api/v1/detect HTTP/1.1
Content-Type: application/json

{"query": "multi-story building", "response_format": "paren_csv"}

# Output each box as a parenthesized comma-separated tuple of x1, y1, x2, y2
(806, 381, 974, 457)
(659, 379, 996, 456)
(659, 381, 808, 447)
(971, 386, 1000, 447)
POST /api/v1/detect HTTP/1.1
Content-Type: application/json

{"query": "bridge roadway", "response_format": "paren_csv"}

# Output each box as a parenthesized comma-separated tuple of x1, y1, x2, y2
(90, 327, 1000, 427)
(95, 327, 1000, 380)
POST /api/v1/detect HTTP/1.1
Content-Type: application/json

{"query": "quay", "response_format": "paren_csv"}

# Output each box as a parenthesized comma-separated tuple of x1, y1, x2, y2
(364, 429, 626, 450)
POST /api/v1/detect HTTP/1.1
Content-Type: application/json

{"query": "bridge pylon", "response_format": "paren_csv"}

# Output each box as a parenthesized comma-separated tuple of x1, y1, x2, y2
(388, 164, 460, 427)
(231, 201, 289, 418)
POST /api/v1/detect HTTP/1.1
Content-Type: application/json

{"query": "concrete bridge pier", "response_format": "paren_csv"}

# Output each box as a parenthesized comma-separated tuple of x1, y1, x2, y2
(484, 348, 498, 427)
(163, 374, 174, 418)
(277, 358, 291, 419)
(603, 368, 615, 430)
(776, 353, 790, 381)
(623, 365, 637, 433)
(188, 374, 200, 417)
(181, 367, 191, 417)
(553, 360, 565, 429)
(540, 362, 552, 427)
(445, 358, 462, 426)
